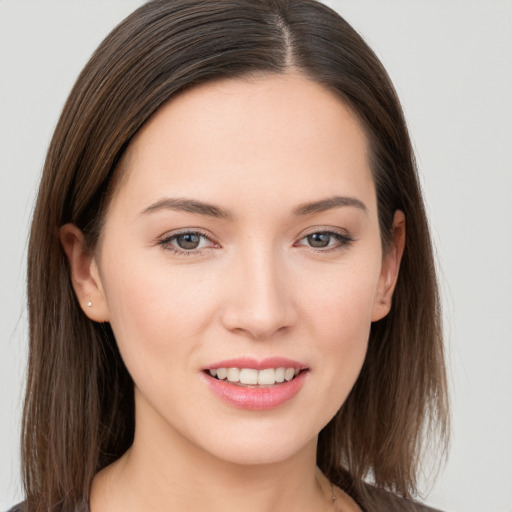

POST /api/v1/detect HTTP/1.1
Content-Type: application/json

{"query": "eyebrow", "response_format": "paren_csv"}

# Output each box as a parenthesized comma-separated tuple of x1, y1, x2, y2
(140, 197, 232, 219)
(293, 196, 368, 216)
(140, 195, 367, 219)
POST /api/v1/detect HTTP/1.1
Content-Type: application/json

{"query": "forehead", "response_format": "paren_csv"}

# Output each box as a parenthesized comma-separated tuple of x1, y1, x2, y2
(110, 72, 374, 216)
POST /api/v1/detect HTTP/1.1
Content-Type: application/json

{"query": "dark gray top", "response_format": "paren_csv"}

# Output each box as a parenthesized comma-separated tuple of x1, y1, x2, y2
(6, 485, 443, 512)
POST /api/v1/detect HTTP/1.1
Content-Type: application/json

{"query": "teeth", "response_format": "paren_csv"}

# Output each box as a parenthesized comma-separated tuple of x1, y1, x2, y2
(209, 366, 301, 385)
(275, 367, 285, 383)
(227, 368, 240, 382)
(284, 368, 295, 381)
(216, 368, 227, 380)
(239, 368, 258, 385)
(258, 368, 276, 385)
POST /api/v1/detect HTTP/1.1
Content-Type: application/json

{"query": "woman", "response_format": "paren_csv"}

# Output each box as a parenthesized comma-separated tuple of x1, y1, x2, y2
(12, 0, 449, 511)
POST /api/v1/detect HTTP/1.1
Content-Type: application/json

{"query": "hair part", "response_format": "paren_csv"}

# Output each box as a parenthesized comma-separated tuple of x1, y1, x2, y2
(23, 1, 449, 510)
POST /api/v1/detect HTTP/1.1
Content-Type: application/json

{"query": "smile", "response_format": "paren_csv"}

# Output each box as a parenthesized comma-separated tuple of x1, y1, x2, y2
(208, 367, 300, 386)
(202, 359, 309, 410)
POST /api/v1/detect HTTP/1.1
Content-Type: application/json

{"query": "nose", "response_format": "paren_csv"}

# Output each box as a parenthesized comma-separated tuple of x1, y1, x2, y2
(220, 244, 297, 340)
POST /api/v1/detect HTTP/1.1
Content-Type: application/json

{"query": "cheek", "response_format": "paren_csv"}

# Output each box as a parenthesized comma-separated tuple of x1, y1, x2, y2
(299, 256, 382, 401)
(302, 255, 381, 339)
(99, 249, 217, 374)
(308, 280, 373, 368)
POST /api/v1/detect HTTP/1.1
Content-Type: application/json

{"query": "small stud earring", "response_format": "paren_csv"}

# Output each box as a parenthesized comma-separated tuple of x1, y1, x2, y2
(86, 301, 93, 307)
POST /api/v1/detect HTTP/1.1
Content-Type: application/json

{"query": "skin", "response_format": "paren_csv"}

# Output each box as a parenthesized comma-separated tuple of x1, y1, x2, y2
(61, 73, 405, 512)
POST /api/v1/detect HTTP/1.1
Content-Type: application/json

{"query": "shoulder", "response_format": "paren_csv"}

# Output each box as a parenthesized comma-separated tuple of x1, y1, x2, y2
(351, 483, 444, 512)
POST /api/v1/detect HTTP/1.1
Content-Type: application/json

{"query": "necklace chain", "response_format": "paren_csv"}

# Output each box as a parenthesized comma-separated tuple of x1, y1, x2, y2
(316, 467, 341, 510)
(328, 481, 337, 504)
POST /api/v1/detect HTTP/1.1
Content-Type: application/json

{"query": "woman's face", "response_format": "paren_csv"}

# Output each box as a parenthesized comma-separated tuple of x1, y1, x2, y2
(80, 73, 401, 465)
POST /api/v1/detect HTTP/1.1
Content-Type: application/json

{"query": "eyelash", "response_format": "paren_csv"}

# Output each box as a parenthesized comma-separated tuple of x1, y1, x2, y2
(158, 229, 354, 256)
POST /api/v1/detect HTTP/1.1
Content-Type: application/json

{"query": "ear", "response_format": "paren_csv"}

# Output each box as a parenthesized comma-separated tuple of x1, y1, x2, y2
(59, 223, 110, 322)
(371, 210, 406, 322)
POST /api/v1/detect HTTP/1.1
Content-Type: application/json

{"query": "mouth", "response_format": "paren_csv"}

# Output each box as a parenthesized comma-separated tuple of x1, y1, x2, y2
(205, 366, 306, 387)
(202, 357, 309, 409)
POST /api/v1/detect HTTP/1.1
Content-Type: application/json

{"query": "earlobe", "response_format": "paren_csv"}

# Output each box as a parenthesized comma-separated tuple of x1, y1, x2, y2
(59, 224, 110, 322)
(371, 210, 406, 322)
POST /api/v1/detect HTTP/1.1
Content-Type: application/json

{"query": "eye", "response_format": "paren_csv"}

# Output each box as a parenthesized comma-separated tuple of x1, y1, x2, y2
(158, 230, 217, 254)
(295, 230, 353, 250)
(174, 233, 204, 250)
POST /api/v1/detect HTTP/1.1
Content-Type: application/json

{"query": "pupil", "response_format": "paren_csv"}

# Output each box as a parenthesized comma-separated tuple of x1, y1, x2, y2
(177, 233, 200, 249)
(308, 233, 330, 248)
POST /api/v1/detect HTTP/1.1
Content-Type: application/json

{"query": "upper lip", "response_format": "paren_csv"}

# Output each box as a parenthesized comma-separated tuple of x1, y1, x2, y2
(203, 357, 307, 371)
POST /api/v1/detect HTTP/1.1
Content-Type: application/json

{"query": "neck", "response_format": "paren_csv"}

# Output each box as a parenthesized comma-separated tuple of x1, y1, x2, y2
(90, 395, 331, 512)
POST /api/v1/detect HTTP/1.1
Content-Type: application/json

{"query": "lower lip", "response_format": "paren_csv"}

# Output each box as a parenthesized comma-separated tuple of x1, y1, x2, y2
(202, 371, 308, 410)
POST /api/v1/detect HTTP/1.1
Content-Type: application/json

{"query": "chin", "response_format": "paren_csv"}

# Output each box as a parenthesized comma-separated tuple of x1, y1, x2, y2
(181, 413, 323, 467)
(203, 434, 316, 466)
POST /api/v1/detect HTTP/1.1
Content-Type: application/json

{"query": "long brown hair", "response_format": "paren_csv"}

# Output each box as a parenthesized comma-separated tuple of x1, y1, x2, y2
(23, 1, 449, 510)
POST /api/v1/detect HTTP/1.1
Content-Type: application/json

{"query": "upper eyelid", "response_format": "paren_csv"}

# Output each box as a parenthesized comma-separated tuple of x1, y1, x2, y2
(298, 232, 351, 241)
(297, 226, 351, 239)
(160, 228, 216, 241)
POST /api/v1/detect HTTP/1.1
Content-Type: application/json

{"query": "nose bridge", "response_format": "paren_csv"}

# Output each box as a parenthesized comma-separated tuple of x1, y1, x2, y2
(222, 238, 294, 338)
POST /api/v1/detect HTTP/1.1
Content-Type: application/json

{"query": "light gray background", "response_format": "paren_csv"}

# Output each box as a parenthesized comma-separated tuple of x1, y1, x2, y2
(1, 1, 511, 511)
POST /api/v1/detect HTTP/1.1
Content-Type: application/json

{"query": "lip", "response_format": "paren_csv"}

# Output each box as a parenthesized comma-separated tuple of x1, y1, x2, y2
(203, 357, 307, 371)
(201, 357, 308, 411)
